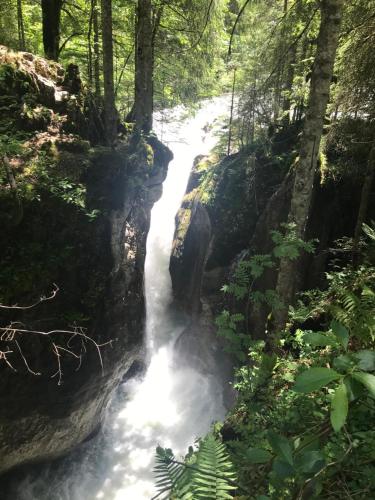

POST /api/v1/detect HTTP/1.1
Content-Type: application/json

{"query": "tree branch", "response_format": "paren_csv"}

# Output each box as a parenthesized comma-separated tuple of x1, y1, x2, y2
(0, 284, 59, 310)
(227, 0, 253, 61)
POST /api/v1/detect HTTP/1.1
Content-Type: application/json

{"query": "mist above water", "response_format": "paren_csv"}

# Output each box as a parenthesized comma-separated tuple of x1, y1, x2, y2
(8, 97, 231, 500)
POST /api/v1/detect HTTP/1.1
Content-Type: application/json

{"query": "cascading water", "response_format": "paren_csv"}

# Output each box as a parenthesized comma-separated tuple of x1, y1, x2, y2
(8, 96, 230, 500)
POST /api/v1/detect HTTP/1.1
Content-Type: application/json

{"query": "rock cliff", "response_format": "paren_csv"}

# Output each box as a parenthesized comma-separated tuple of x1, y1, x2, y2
(0, 46, 172, 473)
(170, 122, 374, 337)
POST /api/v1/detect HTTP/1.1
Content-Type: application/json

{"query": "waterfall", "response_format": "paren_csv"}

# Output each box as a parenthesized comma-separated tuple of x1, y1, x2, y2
(8, 97, 230, 500)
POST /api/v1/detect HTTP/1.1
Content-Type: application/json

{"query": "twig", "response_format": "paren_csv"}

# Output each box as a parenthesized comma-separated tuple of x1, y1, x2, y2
(0, 324, 114, 383)
(14, 339, 41, 376)
(0, 349, 16, 371)
(0, 284, 59, 310)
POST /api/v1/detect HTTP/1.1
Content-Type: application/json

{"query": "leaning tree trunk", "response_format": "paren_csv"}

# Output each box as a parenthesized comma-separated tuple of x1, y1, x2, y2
(17, 0, 26, 51)
(41, 0, 64, 61)
(273, 0, 343, 333)
(101, 0, 117, 145)
(134, 0, 153, 134)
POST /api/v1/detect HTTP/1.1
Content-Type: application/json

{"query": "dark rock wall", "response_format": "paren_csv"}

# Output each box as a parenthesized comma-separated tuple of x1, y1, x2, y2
(169, 125, 374, 338)
(170, 199, 212, 316)
(0, 46, 172, 473)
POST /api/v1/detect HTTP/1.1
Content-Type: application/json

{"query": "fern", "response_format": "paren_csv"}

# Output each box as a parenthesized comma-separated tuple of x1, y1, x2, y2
(154, 447, 193, 500)
(293, 262, 375, 342)
(193, 434, 237, 499)
(153, 435, 238, 500)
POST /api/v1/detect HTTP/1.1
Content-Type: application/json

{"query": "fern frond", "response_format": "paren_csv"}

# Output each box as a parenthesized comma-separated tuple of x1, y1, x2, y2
(154, 447, 190, 499)
(153, 436, 238, 500)
(192, 434, 237, 500)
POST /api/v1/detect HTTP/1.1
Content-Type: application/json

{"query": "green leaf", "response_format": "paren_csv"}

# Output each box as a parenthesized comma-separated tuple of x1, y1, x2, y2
(331, 320, 349, 350)
(296, 450, 325, 474)
(330, 382, 348, 432)
(293, 367, 341, 393)
(333, 354, 352, 372)
(344, 377, 364, 402)
(272, 458, 294, 478)
(294, 434, 320, 453)
(246, 447, 272, 464)
(352, 372, 375, 398)
(353, 350, 375, 372)
(303, 331, 337, 347)
(268, 431, 294, 466)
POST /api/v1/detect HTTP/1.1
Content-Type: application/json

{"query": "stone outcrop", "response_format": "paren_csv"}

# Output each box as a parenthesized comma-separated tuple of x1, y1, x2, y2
(170, 199, 212, 316)
(169, 123, 375, 338)
(0, 46, 172, 474)
(169, 147, 287, 315)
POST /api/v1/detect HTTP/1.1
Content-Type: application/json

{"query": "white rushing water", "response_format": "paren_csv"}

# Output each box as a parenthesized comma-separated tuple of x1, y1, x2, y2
(11, 96, 230, 500)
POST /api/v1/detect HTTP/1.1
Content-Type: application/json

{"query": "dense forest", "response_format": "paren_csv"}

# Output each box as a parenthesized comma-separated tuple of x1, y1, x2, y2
(0, 0, 374, 499)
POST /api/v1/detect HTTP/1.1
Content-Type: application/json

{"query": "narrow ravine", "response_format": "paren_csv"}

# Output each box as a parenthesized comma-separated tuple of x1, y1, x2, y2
(9, 97, 230, 500)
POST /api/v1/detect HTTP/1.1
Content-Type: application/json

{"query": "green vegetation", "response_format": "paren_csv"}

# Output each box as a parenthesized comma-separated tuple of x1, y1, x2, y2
(161, 225, 375, 499)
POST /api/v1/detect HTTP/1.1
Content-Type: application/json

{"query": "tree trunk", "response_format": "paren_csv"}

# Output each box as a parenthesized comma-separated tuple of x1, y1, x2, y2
(41, 0, 64, 61)
(93, 0, 101, 99)
(101, 0, 117, 145)
(88, 0, 95, 87)
(282, 43, 297, 124)
(17, 0, 26, 51)
(273, 0, 343, 333)
(352, 144, 375, 262)
(227, 67, 237, 155)
(134, 0, 153, 134)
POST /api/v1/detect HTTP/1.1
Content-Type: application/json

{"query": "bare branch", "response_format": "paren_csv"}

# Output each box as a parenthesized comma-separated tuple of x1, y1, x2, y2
(0, 285, 114, 384)
(0, 284, 59, 310)
(0, 350, 17, 371)
(0, 324, 114, 383)
(14, 339, 41, 376)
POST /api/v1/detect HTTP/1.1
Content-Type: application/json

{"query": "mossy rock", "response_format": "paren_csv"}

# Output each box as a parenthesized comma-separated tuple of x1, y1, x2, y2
(18, 104, 52, 132)
(0, 63, 37, 98)
(55, 137, 90, 154)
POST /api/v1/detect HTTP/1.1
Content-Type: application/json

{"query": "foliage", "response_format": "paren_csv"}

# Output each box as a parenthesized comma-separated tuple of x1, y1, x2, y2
(291, 265, 375, 343)
(216, 223, 315, 361)
(154, 434, 237, 500)
(0, 0, 228, 114)
(218, 227, 375, 498)
(0, 141, 99, 220)
(163, 226, 375, 499)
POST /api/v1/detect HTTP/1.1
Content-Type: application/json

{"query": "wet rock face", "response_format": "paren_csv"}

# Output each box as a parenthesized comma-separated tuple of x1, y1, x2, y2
(0, 48, 172, 474)
(170, 199, 212, 316)
(169, 150, 282, 316)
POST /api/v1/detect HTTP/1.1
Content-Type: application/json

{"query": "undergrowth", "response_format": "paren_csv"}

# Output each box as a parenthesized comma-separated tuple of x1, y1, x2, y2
(153, 224, 375, 499)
